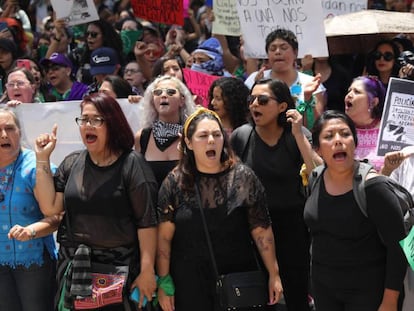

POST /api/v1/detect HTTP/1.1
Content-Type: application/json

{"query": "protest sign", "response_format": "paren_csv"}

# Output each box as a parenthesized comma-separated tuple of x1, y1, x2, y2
(51, 0, 99, 27)
(376, 78, 414, 156)
(183, 68, 220, 107)
(321, 0, 367, 18)
(16, 99, 141, 166)
(212, 0, 241, 36)
(236, 0, 328, 59)
(131, 0, 184, 26)
(399, 226, 414, 271)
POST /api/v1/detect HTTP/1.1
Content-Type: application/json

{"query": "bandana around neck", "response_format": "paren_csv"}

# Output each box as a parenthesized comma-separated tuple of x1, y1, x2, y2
(152, 120, 183, 151)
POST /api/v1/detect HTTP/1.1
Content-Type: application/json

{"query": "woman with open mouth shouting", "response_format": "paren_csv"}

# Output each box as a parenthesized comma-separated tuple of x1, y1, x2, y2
(231, 78, 322, 311)
(157, 108, 283, 311)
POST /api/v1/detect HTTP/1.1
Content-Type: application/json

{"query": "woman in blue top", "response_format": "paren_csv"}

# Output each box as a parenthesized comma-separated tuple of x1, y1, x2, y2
(0, 108, 58, 311)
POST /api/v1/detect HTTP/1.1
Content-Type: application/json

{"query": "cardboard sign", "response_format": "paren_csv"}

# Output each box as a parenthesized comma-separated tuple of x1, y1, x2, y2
(51, 0, 99, 27)
(236, 0, 328, 59)
(376, 78, 414, 157)
(183, 68, 220, 107)
(212, 0, 241, 36)
(131, 0, 184, 26)
(321, 0, 367, 18)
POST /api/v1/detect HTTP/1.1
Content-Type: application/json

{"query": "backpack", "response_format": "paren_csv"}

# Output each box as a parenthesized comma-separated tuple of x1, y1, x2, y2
(307, 161, 414, 234)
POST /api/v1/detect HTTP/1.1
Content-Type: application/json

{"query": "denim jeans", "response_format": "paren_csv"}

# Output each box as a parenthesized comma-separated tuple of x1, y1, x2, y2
(0, 253, 56, 311)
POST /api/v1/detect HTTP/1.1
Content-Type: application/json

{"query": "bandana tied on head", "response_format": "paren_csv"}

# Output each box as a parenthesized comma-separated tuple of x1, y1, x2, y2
(152, 120, 183, 151)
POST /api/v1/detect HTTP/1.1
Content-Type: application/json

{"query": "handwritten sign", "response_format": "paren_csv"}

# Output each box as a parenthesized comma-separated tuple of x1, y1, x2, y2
(131, 0, 184, 26)
(400, 226, 414, 271)
(321, 0, 367, 18)
(51, 0, 99, 27)
(212, 0, 241, 36)
(236, 0, 328, 59)
(183, 68, 220, 107)
(16, 99, 141, 166)
(376, 78, 414, 156)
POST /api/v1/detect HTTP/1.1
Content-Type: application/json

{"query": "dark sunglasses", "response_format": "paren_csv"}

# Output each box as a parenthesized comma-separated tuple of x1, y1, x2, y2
(373, 51, 394, 61)
(247, 94, 278, 106)
(86, 31, 100, 39)
(152, 88, 178, 96)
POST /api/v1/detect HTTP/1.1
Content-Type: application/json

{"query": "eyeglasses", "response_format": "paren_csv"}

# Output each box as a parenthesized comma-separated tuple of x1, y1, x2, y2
(152, 88, 178, 96)
(86, 31, 100, 39)
(145, 49, 163, 58)
(45, 64, 65, 73)
(373, 51, 394, 61)
(75, 117, 105, 127)
(124, 68, 140, 74)
(5, 80, 29, 88)
(247, 94, 278, 106)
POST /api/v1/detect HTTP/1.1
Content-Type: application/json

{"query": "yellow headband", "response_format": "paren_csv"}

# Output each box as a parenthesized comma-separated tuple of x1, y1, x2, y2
(183, 107, 222, 138)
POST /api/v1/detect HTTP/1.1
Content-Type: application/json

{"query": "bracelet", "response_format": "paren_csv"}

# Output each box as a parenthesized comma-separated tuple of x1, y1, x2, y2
(157, 274, 175, 296)
(36, 160, 49, 163)
(29, 227, 36, 239)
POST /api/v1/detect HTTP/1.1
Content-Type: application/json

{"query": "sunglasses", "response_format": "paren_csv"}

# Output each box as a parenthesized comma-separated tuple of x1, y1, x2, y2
(247, 94, 278, 105)
(86, 31, 100, 39)
(153, 88, 178, 96)
(373, 51, 394, 61)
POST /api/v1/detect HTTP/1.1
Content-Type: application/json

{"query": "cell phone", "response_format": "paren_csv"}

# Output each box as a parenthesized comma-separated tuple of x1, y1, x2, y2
(16, 59, 31, 70)
(130, 287, 148, 307)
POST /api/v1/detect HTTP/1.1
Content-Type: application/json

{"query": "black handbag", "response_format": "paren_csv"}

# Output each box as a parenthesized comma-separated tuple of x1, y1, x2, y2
(195, 183, 268, 310)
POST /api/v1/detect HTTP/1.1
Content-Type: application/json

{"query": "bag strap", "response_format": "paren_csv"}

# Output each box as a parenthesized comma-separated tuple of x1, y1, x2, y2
(194, 182, 220, 278)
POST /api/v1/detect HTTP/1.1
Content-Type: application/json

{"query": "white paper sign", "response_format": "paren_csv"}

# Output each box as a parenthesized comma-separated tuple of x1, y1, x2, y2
(376, 78, 414, 157)
(16, 99, 142, 166)
(51, 0, 99, 27)
(321, 0, 367, 18)
(212, 0, 241, 36)
(236, 0, 328, 59)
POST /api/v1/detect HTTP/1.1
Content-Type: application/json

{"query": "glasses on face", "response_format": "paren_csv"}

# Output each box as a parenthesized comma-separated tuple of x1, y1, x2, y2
(124, 68, 140, 74)
(75, 117, 105, 127)
(247, 94, 278, 106)
(5, 80, 29, 88)
(45, 64, 65, 73)
(373, 51, 394, 61)
(145, 49, 163, 58)
(152, 88, 178, 96)
(86, 31, 100, 39)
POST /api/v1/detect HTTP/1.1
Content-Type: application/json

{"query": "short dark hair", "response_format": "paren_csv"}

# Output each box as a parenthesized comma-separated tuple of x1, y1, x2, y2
(311, 110, 358, 149)
(103, 75, 134, 98)
(208, 77, 249, 129)
(251, 78, 296, 128)
(81, 93, 134, 152)
(265, 28, 298, 53)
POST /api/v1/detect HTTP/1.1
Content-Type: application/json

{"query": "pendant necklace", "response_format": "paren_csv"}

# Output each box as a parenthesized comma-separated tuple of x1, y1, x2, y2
(0, 163, 14, 203)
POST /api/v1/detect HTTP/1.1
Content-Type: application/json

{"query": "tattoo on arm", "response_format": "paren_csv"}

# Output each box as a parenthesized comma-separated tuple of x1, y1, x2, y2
(255, 236, 272, 252)
(157, 248, 170, 260)
(41, 164, 50, 174)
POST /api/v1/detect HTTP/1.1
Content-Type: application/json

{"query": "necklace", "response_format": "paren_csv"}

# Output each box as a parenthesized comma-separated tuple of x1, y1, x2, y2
(355, 118, 380, 130)
(92, 153, 118, 166)
(0, 156, 19, 203)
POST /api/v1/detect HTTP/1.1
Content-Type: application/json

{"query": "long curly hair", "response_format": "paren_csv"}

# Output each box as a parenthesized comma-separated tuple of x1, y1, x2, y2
(139, 75, 196, 128)
(208, 77, 249, 130)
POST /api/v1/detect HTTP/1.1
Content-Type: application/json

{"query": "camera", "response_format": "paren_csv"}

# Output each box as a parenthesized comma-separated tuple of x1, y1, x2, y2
(398, 50, 414, 67)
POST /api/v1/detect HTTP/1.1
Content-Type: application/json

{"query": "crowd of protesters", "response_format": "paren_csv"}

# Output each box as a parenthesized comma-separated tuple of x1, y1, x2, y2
(1, 0, 414, 311)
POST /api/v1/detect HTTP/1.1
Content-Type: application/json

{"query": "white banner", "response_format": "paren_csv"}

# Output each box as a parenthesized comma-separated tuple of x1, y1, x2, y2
(16, 99, 142, 166)
(212, 0, 241, 36)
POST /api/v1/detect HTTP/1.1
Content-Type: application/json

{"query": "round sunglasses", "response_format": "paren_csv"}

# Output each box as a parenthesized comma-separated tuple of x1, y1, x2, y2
(373, 51, 394, 62)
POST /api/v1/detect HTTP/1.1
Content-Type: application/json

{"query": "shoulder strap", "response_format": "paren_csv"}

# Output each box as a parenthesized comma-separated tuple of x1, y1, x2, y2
(139, 128, 151, 155)
(231, 124, 253, 161)
(352, 161, 374, 217)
